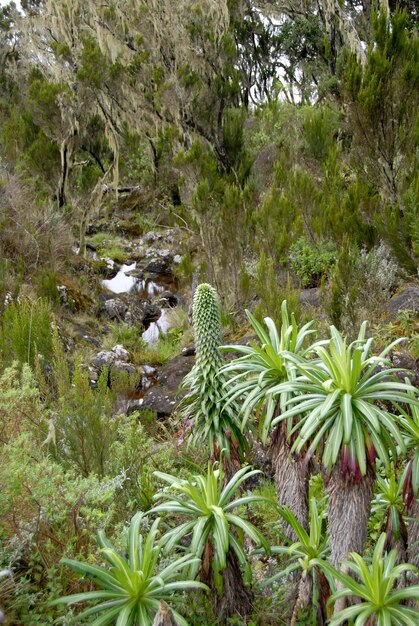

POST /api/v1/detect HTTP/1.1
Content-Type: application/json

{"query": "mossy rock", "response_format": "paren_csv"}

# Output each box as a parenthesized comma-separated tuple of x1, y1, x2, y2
(56, 273, 94, 311)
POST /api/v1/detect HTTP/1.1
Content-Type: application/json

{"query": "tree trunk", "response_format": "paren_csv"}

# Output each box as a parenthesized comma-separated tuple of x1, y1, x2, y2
(271, 425, 310, 539)
(407, 497, 419, 570)
(407, 497, 419, 609)
(291, 571, 313, 626)
(200, 541, 253, 623)
(153, 601, 178, 626)
(326, 462, 375, 613)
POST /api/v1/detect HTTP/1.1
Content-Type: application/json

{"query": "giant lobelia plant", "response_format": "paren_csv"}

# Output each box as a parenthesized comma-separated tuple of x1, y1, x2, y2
(270, 322, 418, 610)
(221, 301, 317, 537)
(318, 533, 419, 626)
(52, 513, 206, 626)
(255, 498, 333, 626)
(152, 463, 270, 622)
(177, 283, 248, 470)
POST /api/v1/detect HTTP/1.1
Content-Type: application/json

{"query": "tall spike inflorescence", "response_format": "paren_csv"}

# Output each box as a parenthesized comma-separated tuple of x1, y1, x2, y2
(177, 283, 248, 461)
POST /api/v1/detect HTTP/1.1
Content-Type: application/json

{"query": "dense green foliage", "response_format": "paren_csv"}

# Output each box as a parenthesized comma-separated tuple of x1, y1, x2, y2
(0, 1, 418, 624)
(53, 514, 206, 626)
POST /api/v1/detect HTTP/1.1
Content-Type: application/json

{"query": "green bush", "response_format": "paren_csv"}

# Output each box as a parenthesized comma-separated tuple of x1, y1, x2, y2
(326, 241, 399, 336)
(0, 361, 48, 444)
(0, 431, 121, 625)
(0, 297, 55, 367)
(107, 412, 180, 514)
(53, 359, 117, 477)
(302, 106, 340, 162)
(289, 236, 337, 287)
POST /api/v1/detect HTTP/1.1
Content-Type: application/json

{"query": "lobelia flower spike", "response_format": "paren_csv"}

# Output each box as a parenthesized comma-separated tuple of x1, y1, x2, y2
(177, 283, 248, 466)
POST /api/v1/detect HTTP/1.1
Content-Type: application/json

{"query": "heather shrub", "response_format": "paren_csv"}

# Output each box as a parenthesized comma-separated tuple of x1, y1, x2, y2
(0, 297, 54, 367)
(0, 362, 48, 444)
(326, 241, 400, 336)
(0, 432, 121, 625)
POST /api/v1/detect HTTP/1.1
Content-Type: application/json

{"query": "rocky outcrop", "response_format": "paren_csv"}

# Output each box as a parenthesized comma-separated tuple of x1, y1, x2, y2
(299, 287, 321, 308)
(91, 344, 136, 375)
(141, 352, 195, 417)
(388, 284, 419, 318)
(103, 298, 128, 320)
(391, 350, 419, 387)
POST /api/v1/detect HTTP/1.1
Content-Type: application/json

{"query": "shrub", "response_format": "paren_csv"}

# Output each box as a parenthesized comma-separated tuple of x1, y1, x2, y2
(107, 413, 180, 514)
(0, 361, 48, 444)
(253, 253, 301, 325)
(0, 432, 121, 624)
(326, 241, 399, 336)
(289, 236, 337, 288)
(0, 297, 55, 367)
(302, 106, 340, 162)
(53, 359, 117, 477)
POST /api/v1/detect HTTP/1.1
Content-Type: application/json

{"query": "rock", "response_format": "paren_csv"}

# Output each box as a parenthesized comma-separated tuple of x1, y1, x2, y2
(181, 346, 195, 356)
(113, 360, 137, 375)
(126, 398, 145, 415)
(91, 345, 136, 376)
(112, 344, 130, 362)
(86, 223, 99, 235)
(173, 254, 182, 264)
(299, 287, 321, 308)
(157, 290, 178, 308)
(92, 350, 116, 369)
(145, 231, 158, 243)
(388, 284, 419, 318)
(141, 353, 195, 418)
(144, 258, 173, 275)
(390, 350, 419, 387)
(87, 366, 99, 382)
(104, 298, 128, 320)
(141, 303, 161, 323)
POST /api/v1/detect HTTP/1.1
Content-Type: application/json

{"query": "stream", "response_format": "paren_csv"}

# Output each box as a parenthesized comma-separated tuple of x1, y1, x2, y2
(101, 260, 178, 344)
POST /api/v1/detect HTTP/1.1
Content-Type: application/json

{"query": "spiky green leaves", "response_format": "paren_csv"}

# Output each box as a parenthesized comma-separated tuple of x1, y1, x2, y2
(221, 301, 316, 443)
(152, 463, 270, 596)
(318, 534, 419, 626)
(271, 323, 419, 478)
(52, 513, 206, 626)
(256, 498, 330, 586)
(178, 283, 247, 458)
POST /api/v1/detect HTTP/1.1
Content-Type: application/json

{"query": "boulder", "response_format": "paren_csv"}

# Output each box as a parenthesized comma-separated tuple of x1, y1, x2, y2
(103, 298, 128, 320)
(144, 230, 158, 243)
(390, 350, 419, 387)
(92, 350, 116, 369)
(388, 284, 419, 318)
(112, 344, 130, 362)
(144, 258, 173, 275)
(141, 352, 195, 418)
(299, 287, 321, 308)
(141, 303, 161, 323)
(113, 360, 137, 375)
(157, 290, 178, 308)
(91, 345, 136, 376)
